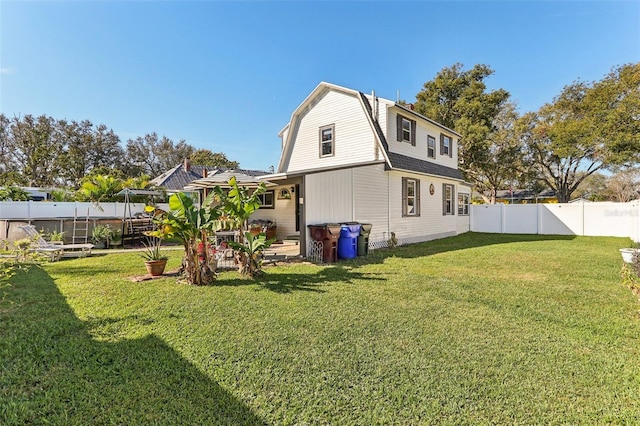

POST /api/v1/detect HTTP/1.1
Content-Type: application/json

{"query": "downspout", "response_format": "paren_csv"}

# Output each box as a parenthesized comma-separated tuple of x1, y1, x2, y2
(388, 172, 391, 245)
(300, 176, 306, 257)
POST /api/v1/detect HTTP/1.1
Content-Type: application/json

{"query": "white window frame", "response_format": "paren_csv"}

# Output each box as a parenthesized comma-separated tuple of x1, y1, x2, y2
(319, 124, 335, 157)
(401, 118, 412, 143)
(443, 184, 454, 215)
(458, 193, 470, 215)
(402, 177, 420, 217)
(258, 190, 275, 209)
(427, 135, 436, 159)
(442, 135, 451, 156)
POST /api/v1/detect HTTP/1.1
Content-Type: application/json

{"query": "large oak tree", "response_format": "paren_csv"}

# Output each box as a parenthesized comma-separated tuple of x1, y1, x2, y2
(413, 63, 514, 201)
(520, 63, 640, 202)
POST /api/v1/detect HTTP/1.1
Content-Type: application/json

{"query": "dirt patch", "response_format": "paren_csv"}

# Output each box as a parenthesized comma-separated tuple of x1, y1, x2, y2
(129, 268, 181, 282)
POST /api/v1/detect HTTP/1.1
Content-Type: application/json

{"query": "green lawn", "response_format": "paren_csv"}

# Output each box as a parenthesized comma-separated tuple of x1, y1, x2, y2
(1, 233, 639, 425)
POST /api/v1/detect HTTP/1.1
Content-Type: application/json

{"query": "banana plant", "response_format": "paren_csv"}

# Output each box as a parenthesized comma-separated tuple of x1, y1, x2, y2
(146, 191, 220, 285)
(228, 231, 275, 278)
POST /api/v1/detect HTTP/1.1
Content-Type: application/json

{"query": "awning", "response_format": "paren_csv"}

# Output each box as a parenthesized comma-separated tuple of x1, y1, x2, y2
(184, 170, 277, 190)
(117, 188, 163, 196)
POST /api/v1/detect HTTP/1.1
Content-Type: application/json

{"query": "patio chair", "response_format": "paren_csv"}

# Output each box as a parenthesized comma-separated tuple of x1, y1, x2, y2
(18, 225, 94, 260)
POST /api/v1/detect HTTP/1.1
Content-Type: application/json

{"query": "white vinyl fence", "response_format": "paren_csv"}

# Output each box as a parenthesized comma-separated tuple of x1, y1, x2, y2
(0, 201, 170, 219)
(471, 201, 640, 243)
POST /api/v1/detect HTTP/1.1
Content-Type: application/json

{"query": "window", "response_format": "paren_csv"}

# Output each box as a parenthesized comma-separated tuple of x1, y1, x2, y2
(442, 184, 455, 215)
(402, 177, 420, 217)
(258, 190, 275, 209)
(396, 115, 416, 146)
(427, 135, 436, 159)
(319, 125, 334, 157)
(458, 193, 469, 215)
(440, 134, 452, 157)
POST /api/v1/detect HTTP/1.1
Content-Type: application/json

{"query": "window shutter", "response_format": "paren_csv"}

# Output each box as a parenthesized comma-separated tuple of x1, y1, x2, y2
(397, 115, 403, 142)
(442, 183, 447, 215)
(452, 185, 456, 213)
(402, 177, 408, 216)
(415, 179, 421, 216)
(410, 119, 416, 146)
(449, 137, 453, 158)
(440, 134, 445, 155)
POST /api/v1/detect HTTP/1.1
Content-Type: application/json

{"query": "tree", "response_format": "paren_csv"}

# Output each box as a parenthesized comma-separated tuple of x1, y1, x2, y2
(8, 115, 63, 187)
(77, 174, 124, 204)
(572, 172, 608, 201)
(125, 133, 194, 178)
(465, 102, 525, 203)
(190, 149, 239, 169)
(413, 63, 511, 185)
(604, 168, 640, 202)
(520, 63, 640, 202)
(0, 186, 29, 201)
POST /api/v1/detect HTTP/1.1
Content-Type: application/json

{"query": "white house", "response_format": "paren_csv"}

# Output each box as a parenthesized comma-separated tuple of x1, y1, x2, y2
(251, 82, 471, 255)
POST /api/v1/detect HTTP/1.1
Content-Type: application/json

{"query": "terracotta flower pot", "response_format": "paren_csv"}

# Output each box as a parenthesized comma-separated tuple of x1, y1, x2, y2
(145, 259, 167, 276)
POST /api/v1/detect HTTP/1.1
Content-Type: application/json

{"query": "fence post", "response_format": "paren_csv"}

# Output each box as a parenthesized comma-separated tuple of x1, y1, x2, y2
(537, 203, 542, 235)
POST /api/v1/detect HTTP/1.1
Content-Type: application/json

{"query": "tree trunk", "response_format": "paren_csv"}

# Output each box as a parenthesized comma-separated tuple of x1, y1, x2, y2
(183, 240, 216, 285)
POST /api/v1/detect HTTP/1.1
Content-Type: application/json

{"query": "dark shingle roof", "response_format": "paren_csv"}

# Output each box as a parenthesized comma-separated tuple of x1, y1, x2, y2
(359, 92, 464, 181)
(386, 152, 464, 180)
(152, 165, 268, 191)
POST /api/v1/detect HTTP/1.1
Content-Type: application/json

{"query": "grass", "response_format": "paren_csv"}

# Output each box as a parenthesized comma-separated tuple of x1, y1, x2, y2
(1, 232, 639, 424)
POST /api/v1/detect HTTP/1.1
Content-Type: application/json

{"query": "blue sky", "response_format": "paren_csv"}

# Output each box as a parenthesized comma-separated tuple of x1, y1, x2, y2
(1, 1, 638, 172)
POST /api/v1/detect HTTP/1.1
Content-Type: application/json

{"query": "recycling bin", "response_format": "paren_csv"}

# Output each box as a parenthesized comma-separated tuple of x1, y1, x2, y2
(308, 223, 341, 263)
(357, 223, 373, 256)
(337, 222, 361, 260)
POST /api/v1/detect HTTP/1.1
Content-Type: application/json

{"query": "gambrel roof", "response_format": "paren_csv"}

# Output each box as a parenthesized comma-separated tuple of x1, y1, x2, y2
(278, 82, 464, 181)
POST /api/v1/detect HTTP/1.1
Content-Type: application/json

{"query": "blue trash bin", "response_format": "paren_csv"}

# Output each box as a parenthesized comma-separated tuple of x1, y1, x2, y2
(337, 222, 361, 260)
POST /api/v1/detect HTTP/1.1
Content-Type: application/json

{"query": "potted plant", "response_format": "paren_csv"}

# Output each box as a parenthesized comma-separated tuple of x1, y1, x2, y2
(620, 243, 640, 263)
(140, 237, 168, 276)
(92, 224, 119, 249)
(249, 219, 277, 240)
(46, 229, 65, 245)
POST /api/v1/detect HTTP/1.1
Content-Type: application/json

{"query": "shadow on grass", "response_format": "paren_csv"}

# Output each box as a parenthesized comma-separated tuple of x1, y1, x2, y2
(218, 264, 387, 293)
(0, 267, 267, 425)
(338, 232, 578, 268)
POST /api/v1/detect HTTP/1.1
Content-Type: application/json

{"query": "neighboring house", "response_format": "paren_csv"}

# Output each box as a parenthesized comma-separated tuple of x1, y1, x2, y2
(151, 158, 210, 194)
(251, 82, 472, 254)
(490, 189, 557, 204)
(152, 158, 267, 197)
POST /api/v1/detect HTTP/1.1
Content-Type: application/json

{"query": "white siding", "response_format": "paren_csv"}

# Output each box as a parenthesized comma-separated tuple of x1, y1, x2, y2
(386, 109, 459, 170)
(353, 164, 390, 246)
(305, 169, 354, 226)
(388, 171, 462, 245)
(250, 186, 297, 240)
(302, 166, 469, 249)
(286, 90, 377, 172)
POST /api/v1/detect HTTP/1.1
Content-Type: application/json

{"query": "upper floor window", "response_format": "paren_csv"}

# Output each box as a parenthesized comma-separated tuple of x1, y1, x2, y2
(427, 135, 436, 159)
(458, 193, 469, 215)
(440, 134, 452, 157)
(443, 184, 454, 215)
(319, 125, 335, 157)
(258, 190, 275, 209)
(402, 177, 420, 217)
(396, 115, 416, 146)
